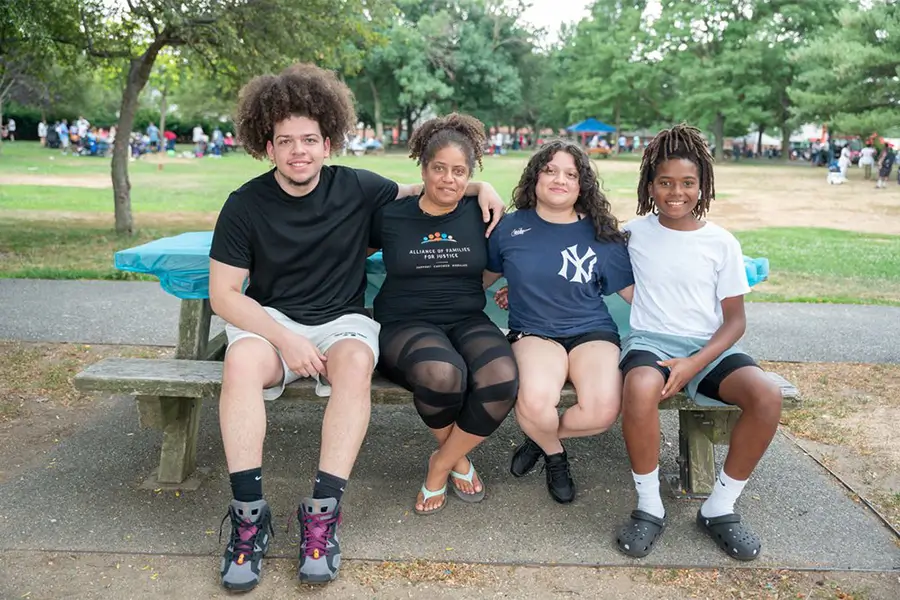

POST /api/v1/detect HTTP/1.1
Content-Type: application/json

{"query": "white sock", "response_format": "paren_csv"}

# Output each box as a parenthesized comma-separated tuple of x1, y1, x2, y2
(632, 467, 665, 519)
(700, 470, 748, 518)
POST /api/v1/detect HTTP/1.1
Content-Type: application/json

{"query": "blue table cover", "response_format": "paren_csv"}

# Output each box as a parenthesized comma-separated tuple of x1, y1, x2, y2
(114, 231, 769, 335)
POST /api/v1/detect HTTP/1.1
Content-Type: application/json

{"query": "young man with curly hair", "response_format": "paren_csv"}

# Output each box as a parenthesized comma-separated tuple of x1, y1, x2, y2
(209, 63, 504, 591)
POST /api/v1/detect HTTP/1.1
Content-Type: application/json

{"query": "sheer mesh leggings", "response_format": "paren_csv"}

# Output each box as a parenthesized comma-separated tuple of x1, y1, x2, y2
(378, 316, 518, 437)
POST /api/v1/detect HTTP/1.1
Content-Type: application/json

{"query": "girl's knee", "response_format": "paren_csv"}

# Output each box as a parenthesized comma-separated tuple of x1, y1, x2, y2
(516, 386, 559, 419)
(584, 403, 621, 432)
(578, 388, 621, 428)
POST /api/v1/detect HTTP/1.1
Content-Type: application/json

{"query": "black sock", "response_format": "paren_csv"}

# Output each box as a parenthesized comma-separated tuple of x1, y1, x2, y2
(230, 467, 263, 502)
(312, 470, 347, 504)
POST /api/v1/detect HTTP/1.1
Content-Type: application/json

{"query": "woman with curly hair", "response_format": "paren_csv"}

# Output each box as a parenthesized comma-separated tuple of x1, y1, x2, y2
(209, 64, 505, 591)
(484, 140, 634, 504)
(369, 113, 519, 515)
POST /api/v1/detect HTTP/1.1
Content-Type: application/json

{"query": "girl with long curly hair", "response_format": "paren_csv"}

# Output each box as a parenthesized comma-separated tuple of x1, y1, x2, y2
(370, 113, 518, 516)
(484, 140, 634, 505)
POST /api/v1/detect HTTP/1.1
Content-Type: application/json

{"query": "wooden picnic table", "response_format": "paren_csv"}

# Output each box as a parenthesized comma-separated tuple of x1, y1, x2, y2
(75, 232, 798, 494)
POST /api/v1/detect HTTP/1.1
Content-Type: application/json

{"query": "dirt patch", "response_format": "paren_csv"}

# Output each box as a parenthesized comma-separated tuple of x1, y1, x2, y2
(0, 342, 172, 484)
(767, 360, 900, 531)
(1, 553, 898, 600)
(0, 174, 111, 188)
(598, 160, 900, 234)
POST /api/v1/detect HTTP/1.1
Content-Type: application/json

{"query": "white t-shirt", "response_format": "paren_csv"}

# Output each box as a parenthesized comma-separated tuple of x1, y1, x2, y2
(623, 214, 750, 339)
(859, 147, 876, 166)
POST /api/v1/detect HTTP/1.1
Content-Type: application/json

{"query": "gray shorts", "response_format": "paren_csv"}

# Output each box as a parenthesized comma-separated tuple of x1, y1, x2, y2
(225, 307, 380, 400)
(620, 329, 750, 407)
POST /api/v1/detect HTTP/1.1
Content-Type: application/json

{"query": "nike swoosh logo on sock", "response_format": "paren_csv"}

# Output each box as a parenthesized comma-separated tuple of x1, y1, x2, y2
(254, 476, 261, 481)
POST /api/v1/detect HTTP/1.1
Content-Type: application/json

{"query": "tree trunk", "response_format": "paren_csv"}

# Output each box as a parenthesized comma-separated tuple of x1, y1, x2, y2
(756, 125, 765, 158)
(0, 96, 4, 154)
(404, 106, 413, 141)
(781, 125, 791, 163)
(368, 79, 383, 143)
(111, 38, 167, 235)
(614, 101, 621, 155)
(159, 86, 168, 150)
(780, 93, 792, 163)
(713, 112, 725, 162)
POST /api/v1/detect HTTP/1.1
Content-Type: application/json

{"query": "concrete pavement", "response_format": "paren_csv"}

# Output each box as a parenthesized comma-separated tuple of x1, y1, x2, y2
(1, 395, 898, 571)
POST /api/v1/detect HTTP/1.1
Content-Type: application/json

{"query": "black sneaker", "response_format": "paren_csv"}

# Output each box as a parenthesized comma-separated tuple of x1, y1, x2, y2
(510, 437, 544, 477)
(544, 450, 575, 503)
(219, 499, 275, 592)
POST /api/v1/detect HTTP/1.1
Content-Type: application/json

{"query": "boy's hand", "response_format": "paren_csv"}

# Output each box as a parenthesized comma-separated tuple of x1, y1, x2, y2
(658, 357, 702, 400)
(494, 286, 509, 310)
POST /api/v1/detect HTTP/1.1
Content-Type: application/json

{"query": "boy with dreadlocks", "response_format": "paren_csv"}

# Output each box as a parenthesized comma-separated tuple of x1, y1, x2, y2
(615, 124, 782, 561)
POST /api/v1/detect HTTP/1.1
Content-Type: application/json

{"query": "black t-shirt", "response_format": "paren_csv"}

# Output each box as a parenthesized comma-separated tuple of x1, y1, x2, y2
(370, 195, 488, 325)
(210, 166, 398, 325)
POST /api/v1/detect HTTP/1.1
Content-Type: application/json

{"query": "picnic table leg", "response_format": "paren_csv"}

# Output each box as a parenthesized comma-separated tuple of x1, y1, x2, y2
(176, 299, 212, 360)
(678, 410, 716, 497)
(138, 395, 203, 485)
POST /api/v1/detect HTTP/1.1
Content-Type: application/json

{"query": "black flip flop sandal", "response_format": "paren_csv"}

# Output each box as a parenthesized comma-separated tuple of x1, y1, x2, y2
(696, 510, 762, 561)
(616, 510, 666, 558)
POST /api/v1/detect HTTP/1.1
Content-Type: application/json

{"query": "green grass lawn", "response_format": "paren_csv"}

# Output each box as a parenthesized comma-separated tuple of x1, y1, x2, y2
(0, 142, 638, 211)
(2, 142, 899, 305)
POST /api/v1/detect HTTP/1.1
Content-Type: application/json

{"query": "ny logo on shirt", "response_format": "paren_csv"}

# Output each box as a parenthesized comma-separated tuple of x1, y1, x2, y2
(558, 245, 596, 284)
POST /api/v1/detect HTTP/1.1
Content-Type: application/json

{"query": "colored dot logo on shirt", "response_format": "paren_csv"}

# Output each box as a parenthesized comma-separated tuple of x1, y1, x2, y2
(422, 232, 457, 243)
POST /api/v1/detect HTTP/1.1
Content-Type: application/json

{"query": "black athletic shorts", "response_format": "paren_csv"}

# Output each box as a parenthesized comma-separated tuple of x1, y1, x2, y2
(618, 350, 759, 403)
(507, 329, 620, 354)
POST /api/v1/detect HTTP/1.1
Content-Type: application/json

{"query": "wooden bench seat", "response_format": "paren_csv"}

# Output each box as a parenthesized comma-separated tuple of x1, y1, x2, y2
(74, 357, 800, 495)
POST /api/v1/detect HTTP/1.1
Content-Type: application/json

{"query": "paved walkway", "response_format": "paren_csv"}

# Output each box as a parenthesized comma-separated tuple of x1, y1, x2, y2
(1, 397, 898, 571)
(1, 278, 899, 574)
(2, 279, 899, 363)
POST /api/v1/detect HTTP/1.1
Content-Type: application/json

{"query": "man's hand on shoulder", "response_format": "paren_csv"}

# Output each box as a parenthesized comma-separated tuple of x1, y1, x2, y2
(475, 181, 506, 237)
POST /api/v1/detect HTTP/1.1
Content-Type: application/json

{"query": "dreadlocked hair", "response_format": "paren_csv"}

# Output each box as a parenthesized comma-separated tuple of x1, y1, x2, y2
(637, 123, 715, 218)
(235, 63, 356, 160)
(408, 113, 486, 175)
(513, 140, 626, 243)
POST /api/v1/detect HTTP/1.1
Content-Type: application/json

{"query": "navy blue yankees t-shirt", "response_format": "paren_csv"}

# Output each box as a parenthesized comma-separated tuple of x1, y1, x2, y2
(486, 208, 633, 337)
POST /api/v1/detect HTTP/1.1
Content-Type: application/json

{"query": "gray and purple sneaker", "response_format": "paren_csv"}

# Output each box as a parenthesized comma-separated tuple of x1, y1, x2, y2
(297, 497, 342, 584)
(219, 499, 274, 592)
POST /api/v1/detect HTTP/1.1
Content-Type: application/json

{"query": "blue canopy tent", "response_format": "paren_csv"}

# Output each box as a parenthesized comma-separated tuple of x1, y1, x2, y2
(567, 118, 616, 146)
(567, 118, 616, 134)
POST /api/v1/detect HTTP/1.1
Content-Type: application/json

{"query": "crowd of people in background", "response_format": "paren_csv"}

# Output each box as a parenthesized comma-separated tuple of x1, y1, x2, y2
(4, 114, 897, 190)
(2, 116, 239, 160)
